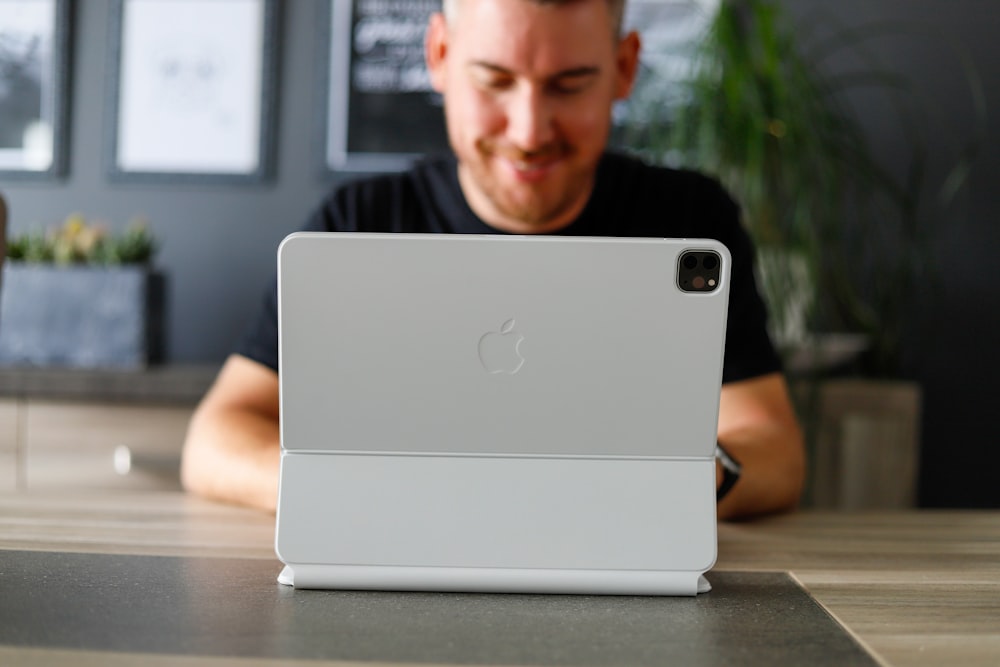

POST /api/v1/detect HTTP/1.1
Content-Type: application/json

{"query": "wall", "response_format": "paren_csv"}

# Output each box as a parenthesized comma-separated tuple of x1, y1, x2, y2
(2, 1, 998, 507)
(2, 1, 336, 363)
(787, 0, 1000, 508)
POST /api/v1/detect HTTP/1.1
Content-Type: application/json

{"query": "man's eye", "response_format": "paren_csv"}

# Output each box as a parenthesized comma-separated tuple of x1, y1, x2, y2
(482, 77, 513, 90)
(550, 77, 592, 95)
(472, 71, 514, 91)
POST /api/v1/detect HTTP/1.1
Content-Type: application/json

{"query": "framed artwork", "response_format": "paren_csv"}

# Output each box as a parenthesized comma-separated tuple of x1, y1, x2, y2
(322, 0, 448, 173)
(106, 0, 278, 183)
(0, 0, 71, 179)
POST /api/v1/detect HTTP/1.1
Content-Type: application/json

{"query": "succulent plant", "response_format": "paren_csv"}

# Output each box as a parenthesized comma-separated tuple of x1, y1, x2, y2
(6, 214, 158, 266)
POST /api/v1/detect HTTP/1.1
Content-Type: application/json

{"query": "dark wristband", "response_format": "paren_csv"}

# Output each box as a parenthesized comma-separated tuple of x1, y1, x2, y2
(716, 441, 742, 501)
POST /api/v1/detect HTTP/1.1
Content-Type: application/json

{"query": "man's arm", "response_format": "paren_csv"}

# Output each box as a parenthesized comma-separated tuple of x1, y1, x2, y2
(180, 354, 281, 513)
(716, 372, 806, 520)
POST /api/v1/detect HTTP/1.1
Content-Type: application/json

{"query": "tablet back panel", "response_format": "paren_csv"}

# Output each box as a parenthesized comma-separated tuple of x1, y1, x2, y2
(276, 233, 731, 595)
(278, 233, 729, 459)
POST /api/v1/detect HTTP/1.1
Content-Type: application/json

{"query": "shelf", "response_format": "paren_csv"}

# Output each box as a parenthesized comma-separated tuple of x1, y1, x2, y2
(0, 364, 219, 405)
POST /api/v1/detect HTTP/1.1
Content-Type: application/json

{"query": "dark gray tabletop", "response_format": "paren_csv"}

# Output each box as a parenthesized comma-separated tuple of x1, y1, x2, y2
(0, 550, 878, 665)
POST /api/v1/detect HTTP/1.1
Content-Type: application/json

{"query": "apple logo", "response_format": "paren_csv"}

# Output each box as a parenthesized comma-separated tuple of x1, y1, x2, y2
(478, 318, 526, 374)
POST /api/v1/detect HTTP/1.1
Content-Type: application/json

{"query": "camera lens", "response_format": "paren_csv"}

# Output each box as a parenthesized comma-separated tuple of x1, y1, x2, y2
(702, 254, 718, 270)
(683, 254, 698, 270)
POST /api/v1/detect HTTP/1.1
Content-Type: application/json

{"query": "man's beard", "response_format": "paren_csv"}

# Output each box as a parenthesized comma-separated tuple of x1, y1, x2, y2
(467, 138, 593, 227)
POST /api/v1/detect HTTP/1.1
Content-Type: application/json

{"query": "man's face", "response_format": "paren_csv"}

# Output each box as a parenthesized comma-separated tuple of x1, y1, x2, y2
(426, 0, 640, 234)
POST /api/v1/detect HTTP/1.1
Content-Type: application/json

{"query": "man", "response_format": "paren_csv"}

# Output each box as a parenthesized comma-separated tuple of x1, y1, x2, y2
(181, 0, 805, 520)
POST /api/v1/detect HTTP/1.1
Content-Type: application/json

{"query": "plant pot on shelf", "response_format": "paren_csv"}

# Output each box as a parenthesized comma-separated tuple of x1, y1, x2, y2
(806, 378, 922, 510)
(0, 263, 164, 369)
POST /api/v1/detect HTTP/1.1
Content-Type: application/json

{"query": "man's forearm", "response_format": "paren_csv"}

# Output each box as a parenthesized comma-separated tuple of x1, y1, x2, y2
(716, 422, 805, 520)
(715, 373, 807, 521)
(180, 406, 281, 513)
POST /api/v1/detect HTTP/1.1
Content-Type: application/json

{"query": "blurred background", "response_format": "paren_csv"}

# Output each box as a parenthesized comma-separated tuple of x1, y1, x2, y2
(1, 0, 997, 508)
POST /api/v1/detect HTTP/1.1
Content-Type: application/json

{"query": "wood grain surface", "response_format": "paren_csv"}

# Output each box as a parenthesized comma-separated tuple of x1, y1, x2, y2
(1, 492, 997, 666)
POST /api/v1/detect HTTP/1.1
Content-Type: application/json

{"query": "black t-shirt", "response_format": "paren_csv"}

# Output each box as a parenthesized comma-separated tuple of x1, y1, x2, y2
(237, 151, 781, 383)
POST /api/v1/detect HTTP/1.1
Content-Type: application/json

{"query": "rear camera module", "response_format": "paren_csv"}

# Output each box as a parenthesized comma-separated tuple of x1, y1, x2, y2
(678, 250, 723, 293)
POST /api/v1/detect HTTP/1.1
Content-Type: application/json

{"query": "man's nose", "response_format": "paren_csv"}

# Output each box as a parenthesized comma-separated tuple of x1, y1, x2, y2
(505, 86, 554, 151)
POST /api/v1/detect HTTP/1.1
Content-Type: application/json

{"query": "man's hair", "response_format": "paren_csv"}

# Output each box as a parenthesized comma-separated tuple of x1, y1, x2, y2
(442, 0, 627, 37)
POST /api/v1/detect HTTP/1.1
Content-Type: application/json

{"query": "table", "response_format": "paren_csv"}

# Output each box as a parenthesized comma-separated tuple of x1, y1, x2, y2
(1, 492, 997, 666)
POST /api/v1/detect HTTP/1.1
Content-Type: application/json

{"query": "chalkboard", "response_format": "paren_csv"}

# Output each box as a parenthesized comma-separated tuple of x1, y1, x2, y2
(325, 0, 447, 172)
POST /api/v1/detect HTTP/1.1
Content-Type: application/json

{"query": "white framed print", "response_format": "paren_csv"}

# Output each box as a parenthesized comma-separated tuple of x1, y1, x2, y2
(0, 0, 71, 179)
(106, 0, 278, 183)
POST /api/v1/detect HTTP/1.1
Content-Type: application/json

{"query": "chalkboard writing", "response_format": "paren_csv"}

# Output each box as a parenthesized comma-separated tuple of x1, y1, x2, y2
(326, 0, 447, 172)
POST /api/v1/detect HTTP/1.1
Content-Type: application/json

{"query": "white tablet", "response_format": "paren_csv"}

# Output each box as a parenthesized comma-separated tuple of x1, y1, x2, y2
(275, 233, 730, 595)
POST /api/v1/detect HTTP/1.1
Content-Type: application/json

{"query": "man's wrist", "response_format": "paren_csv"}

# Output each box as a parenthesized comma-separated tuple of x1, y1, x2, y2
(715, 441, 742, 501)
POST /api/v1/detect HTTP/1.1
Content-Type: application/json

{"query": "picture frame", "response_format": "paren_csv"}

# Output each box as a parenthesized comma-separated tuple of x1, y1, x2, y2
(322, 0, 449, 174)
(105, 0, 278, 184)
(0, 0, 71, 179)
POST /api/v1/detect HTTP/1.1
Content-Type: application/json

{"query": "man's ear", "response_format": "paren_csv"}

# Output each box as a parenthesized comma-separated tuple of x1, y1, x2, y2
(614, 30, 642, 100)
(425, 12, 449, 93)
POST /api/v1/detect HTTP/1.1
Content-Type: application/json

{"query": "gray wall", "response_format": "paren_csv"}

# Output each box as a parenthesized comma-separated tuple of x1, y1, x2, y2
(3, 1, 337, 362)
(2, 1, 999, 507)
(787, 0, 1000, 508)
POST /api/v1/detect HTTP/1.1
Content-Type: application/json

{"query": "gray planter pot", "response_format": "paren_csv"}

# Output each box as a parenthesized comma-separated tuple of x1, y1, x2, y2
(0, 264, 163, 369)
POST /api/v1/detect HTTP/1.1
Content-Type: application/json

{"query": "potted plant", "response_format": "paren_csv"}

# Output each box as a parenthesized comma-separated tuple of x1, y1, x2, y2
(0, 214, 162, 369)
(617, 0, 983, 507)
(619, 0, 982, 375)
